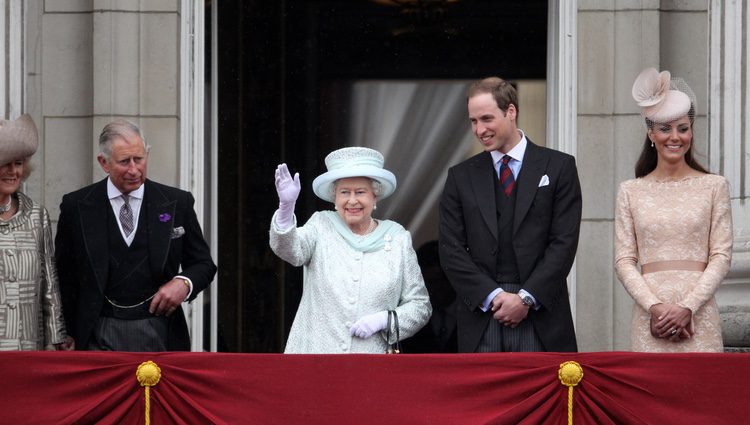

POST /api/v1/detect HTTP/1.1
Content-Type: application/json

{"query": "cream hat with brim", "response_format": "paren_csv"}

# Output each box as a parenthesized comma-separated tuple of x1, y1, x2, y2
(0, 114, 38, 164)
(312, 147, 397, 203)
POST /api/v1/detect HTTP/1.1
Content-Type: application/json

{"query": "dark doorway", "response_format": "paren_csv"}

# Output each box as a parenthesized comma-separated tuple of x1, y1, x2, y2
(216, 0, 548, 352)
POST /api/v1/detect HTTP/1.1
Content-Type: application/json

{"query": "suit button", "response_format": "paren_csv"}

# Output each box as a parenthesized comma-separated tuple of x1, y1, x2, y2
(491, 248, 497, 254)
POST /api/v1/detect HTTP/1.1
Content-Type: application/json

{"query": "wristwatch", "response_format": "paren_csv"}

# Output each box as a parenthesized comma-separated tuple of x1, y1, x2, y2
(518, 294, 534, 307)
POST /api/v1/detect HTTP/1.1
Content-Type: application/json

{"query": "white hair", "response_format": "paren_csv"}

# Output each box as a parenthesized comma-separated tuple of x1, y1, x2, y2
(330, 178, 383, 200)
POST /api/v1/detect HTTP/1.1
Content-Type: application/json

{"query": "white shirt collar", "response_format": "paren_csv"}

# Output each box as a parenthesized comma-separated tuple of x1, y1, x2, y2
(490, 129, 528, 164)
(106, 178, 145, 200)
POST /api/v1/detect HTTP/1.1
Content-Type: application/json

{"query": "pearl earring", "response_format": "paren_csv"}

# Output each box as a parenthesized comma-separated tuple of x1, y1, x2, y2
(373, 204, 377, 210)
(651, 141, 654, 148)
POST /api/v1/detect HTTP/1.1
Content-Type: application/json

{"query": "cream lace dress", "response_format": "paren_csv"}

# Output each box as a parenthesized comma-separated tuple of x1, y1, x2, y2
(614, 174, 732, 352)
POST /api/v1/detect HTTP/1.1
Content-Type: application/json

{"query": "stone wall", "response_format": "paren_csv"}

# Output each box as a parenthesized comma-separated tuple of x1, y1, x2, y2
(575, 0, 714, 351)
(24, 0, 182, 224)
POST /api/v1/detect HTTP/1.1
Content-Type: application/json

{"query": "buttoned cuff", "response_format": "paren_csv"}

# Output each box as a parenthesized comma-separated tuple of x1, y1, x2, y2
(481, 288, 504, 312)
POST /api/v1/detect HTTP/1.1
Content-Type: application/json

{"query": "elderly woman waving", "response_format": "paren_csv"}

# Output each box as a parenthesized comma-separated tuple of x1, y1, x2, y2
(270, 147, 431, 354)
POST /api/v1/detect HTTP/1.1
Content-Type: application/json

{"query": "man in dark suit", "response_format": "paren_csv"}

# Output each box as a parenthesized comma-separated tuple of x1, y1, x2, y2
(56, 119, 217, 351)
(439, 77, 581, 353)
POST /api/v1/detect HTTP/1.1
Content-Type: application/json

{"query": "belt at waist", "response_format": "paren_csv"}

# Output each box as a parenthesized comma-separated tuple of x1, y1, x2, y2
(641, 260, 707, 275)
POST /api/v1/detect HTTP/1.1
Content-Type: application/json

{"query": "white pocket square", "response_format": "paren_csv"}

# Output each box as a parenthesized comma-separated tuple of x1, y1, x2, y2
(170, 226, 185, 239)
(538, 175, 550, 187)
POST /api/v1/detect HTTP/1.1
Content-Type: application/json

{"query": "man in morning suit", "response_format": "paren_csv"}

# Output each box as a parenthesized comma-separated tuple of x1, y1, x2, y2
(56, 119, 217, 351)
(439, 77, 581, 352)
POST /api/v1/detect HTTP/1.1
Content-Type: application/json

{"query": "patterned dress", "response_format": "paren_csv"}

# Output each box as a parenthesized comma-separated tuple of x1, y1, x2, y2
(0, 192, 67, 350)
(614, 174, 732, 352)
(270, 211, 431, 354)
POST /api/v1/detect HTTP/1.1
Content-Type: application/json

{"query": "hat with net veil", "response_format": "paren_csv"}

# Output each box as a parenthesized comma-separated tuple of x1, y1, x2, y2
(632, 67, 696, 125)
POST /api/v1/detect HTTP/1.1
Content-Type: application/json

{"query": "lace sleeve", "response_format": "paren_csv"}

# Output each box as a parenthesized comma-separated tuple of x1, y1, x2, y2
(680, 178, 733, 313)
(614, 183, 662, 311)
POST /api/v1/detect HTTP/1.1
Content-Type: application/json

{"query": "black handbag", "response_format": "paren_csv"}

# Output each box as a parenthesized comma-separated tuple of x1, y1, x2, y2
(385, 310, 401, 354)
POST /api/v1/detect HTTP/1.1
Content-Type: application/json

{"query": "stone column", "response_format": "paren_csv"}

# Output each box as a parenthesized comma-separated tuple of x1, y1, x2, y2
(92, 0, 180, 186)
(709, 0, 750, 351)
(576, 1, 663, 351)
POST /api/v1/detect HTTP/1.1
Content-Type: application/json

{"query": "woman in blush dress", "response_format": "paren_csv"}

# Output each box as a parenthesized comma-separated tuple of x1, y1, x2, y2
(614, 68, 732, 352)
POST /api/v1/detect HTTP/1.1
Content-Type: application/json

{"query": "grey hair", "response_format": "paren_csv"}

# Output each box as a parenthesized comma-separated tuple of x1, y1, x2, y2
(330, 178, 383, 200)
(98, 119, 150, 161)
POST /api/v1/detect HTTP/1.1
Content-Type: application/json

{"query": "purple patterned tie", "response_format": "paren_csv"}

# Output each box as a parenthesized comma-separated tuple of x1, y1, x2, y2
(119, 194, 134, 236)
(499, 156, 515, 197)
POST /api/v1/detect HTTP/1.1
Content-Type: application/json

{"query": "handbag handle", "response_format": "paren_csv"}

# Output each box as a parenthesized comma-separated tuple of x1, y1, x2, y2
(385, 310, 401, 354)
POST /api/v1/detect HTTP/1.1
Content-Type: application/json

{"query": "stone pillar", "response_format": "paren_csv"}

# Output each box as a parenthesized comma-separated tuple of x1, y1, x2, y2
(709, 0, 750, 351)
(27, 0, 95, 220)
(92, 0, 180, 187)
(576, 1, 664, 351)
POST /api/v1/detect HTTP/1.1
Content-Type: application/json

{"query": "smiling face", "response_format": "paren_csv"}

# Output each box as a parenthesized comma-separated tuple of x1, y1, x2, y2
(468, 92, 520, 153)
(0, 158, 25, 199)
(334, 177, 376, 234)
(648, 115, 693, 165)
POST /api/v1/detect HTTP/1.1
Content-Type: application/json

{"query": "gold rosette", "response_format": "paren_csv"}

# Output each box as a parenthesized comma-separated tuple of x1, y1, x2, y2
(558, 361, 583, 425)
(136, 361, 162, 425)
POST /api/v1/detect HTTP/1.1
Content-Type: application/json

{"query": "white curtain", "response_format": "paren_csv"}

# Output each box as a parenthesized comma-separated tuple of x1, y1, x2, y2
(348, 81, 474, 247)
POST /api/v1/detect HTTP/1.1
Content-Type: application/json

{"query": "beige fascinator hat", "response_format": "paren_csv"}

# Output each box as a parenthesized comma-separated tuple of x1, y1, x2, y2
(632, 67, 695, 124)
(312, 147, 397, 202)
(0, 114, 38, 164)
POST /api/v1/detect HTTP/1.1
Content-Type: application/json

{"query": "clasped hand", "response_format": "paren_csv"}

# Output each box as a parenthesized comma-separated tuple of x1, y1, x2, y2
(649, 303, 693, 341)
(491, 292, 529, 328)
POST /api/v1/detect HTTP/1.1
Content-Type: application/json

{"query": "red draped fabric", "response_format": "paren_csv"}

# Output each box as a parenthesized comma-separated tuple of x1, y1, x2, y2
(1, 351, 748, 424)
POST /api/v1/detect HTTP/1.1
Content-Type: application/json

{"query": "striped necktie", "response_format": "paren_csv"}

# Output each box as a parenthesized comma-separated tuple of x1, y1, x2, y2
(499, 155, 515, 197)
(119, 194, 134, 236)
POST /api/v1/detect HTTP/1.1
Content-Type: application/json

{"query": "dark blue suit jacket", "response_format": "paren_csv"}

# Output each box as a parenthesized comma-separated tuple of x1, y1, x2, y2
(55, 178, 217, 350)
(439, 140, 581, 352)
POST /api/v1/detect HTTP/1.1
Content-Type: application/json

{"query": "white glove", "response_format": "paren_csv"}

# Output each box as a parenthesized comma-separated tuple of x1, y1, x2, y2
(274, 163, 301, 230)
(350, 311, 389, 339)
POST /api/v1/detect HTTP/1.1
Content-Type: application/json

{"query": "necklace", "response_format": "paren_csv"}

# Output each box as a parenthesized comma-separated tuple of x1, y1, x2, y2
(355, 218, 376, 236)
(0, 196, 12, 214)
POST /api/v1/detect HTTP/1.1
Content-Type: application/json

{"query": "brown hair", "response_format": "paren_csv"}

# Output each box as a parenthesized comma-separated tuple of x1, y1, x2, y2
(466, 77, 519, 114)
(634, 106, 708, 177)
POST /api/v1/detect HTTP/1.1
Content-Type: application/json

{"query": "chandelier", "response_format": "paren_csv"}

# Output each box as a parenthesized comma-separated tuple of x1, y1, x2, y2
(370, 0, 462, 35)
